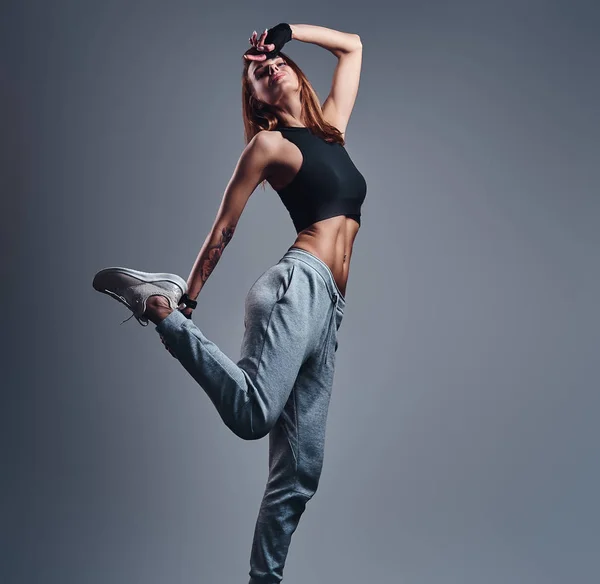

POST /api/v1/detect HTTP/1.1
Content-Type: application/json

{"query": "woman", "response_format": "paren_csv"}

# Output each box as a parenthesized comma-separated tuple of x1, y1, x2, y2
(93, 23, 366, 584)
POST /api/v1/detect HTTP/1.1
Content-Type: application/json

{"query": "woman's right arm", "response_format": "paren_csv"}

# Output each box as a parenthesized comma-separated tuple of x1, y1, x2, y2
(185, 131, 276, 301)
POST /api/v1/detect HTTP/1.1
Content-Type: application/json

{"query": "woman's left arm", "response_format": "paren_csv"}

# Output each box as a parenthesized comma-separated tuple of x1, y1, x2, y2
(289, 24, 361, 56)
(288, 25, 362, 135)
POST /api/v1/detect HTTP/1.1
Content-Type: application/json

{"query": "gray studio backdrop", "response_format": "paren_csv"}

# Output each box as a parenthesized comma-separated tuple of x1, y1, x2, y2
(3, 1, 599, 583)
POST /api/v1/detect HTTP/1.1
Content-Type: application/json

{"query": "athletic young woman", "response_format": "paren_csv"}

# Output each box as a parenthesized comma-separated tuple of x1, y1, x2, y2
(93, 23, 366, 584)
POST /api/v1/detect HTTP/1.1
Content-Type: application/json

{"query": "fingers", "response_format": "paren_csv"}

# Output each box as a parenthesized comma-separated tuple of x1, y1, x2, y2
(243, 47, 275, 61)
(244, 49, 267, 61)
(245, 28, 273, 61)
(249, 29, 268, 43)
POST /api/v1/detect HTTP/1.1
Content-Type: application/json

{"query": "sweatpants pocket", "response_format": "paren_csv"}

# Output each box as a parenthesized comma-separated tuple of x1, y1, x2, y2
(276, 263, 296, 304)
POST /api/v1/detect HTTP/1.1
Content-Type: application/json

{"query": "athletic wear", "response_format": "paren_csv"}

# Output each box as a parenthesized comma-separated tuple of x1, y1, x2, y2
(263, 23, 293, 60)
(92, 267, 188, 326)
(273, 127, 367, 233)
(245, 23, 292, 61)
(154, 246, 345, 583)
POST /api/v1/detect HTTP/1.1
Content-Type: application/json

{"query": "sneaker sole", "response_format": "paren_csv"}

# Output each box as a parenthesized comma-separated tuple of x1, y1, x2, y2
(93, 267, 187, 293)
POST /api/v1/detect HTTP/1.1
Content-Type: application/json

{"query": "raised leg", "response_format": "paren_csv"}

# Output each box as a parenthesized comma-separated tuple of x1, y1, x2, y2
(154, 261, 317, 441)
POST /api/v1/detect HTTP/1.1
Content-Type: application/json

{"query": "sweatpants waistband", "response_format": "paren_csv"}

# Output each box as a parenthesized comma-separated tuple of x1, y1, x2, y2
(282, 246, 346, 311)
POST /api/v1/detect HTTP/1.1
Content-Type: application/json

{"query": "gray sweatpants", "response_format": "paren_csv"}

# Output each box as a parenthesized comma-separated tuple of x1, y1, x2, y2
(154, 246, 346, 583)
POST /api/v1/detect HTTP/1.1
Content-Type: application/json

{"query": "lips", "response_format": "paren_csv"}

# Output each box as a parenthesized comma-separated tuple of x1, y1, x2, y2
(271, 73, 286, 85)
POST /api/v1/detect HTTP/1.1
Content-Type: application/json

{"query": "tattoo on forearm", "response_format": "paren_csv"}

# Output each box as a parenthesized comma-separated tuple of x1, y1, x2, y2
(201, 224, 235, 283)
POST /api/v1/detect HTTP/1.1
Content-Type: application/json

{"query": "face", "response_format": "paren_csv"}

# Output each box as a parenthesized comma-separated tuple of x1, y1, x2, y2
(249, 56, 299, 106)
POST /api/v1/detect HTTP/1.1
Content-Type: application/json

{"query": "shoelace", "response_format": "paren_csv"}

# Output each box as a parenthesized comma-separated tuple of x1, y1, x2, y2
(121, 312, 148, 326)
(102, 288, 150, 327)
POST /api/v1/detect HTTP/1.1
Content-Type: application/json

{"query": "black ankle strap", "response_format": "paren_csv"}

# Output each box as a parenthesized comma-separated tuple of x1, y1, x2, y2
(180, 293, 197, 309)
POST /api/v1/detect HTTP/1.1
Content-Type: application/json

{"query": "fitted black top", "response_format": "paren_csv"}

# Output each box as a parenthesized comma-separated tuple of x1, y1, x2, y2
(272, 126, 367, 234)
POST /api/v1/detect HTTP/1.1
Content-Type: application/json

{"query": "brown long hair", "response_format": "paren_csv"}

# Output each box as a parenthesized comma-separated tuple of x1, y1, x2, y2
(241, 50, 345, 190)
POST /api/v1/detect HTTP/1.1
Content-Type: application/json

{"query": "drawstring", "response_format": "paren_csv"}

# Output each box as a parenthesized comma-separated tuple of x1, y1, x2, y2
(324, 292, 338, 362)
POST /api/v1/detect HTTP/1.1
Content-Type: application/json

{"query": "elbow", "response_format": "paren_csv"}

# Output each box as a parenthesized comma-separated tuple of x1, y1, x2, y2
(342, 34, 361, 55)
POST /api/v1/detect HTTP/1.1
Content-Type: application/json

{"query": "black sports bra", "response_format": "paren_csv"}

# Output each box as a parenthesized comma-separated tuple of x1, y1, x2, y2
(271, 126, 367, 234)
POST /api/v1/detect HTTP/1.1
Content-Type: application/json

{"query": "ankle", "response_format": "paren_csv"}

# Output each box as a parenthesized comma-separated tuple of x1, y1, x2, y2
(147, 294, 171, 308)
(144, 294, 173, 324)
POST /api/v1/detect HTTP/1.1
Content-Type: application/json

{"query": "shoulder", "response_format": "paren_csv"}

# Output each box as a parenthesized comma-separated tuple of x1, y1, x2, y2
(239, 131, 290, 185)
(239, 130, 282, 170)
(250, 129, 291, 162)
(250, 129, 284, 150)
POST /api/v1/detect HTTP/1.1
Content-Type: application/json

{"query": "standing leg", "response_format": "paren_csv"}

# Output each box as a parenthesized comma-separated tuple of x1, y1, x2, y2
(248, 284, 340, 584)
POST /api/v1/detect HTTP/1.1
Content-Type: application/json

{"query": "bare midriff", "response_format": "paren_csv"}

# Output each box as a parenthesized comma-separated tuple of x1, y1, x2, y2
(266, 128, 360, 300)
(288, 215, 360, 300)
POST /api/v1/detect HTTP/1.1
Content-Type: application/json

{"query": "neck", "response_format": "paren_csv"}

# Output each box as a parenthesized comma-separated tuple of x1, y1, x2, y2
(273, 96, 304, 127)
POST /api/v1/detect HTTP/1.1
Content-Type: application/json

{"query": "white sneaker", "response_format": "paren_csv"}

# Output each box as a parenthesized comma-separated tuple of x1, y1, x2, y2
(92, 267, 187, 326)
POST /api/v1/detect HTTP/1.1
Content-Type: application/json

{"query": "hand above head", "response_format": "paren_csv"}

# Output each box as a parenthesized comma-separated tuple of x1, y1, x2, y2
(244, 29, 274, 61)
(244, 23, 293, 61)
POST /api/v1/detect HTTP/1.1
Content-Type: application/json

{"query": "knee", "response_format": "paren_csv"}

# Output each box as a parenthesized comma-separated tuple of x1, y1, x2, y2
(230, 419, 272, 441)
(238, 408, 281, 441)
(236, 428, 268, 441)
(222, 399, 277, 441)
